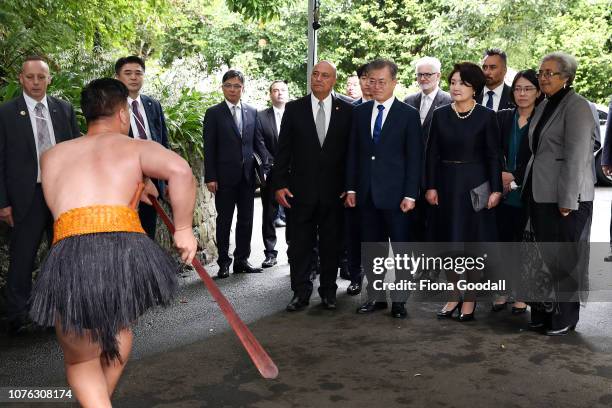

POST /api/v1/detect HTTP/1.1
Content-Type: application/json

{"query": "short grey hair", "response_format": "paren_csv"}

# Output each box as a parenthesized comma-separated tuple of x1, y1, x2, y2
(415, 56, 441, 73)
(540, 52, 578, 85)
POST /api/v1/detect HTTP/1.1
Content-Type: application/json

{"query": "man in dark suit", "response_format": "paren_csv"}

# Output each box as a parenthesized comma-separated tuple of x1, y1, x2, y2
(115, 56, 169, 239)
(404, 56, 451, 241)
(0, 56, 80, 334)
(257, 80, 289, 268)
(271, 60, 353, 312)
(601, 96, 612, 260)
(204, 70, 268, 278)
(477, 48, 514, 111)
(346, 59, 423, 319)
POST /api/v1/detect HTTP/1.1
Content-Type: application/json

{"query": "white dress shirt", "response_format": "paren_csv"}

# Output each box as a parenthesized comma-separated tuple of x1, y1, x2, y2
(483, 83, 505, 112)
(311, 93, 332, 136)
(419, 87, 439, 124)
(272, 105, 285, 136)
(225, 99, 242, 134)
(128, 95, 151, 140)
(23, 93, 57, 182)
(370, 96, 395, 136)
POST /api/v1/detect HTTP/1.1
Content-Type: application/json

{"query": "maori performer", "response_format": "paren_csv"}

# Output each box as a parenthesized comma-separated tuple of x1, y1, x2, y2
(29, 78, 197, 407)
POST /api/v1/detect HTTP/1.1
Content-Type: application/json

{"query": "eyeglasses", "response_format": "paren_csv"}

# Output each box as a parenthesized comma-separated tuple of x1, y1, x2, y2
(513, 86, 537, 94)
(222, 83, 243, 90)
(536, 71, 561, 79)
(416, 72, 437, 79)
(368, 79, 388, 88)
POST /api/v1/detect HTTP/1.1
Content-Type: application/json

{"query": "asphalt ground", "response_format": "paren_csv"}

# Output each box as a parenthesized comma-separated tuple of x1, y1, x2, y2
(2, 188, 612, 407)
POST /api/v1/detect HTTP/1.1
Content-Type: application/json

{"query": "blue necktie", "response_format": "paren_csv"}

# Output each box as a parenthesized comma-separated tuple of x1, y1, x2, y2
(373, 104, 384, 144)
(486, 90, 495, 110)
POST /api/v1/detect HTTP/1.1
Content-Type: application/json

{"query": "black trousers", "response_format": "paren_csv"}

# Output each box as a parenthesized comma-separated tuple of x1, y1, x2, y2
(215, 176, 255, 267)
(361, 194, 413, 302)
(260, 183, 278, 257)
(5, 185, 53, 322)
(344, 206, 362, 283)
(138, 203, 157, 240)
(529, 197, 592, 329)
(288, 201, 342, 300)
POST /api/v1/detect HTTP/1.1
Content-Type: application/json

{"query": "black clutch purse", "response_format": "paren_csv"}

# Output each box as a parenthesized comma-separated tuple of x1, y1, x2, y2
(253, 152, 266, 188)
(470, 181, 490, 212)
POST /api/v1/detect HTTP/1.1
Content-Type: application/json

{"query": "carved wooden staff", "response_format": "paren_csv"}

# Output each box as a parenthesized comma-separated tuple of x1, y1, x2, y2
(150, 196, 279, 379)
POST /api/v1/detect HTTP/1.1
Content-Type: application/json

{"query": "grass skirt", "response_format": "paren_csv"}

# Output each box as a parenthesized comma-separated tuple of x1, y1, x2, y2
(29, 232, 178, 362)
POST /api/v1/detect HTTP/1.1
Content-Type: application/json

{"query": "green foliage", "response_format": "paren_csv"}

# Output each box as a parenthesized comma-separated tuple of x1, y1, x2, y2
(160, 87, 222, 163)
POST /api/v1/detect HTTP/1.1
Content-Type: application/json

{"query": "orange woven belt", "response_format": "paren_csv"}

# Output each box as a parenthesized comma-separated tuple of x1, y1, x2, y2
(53, 205, 145, 244)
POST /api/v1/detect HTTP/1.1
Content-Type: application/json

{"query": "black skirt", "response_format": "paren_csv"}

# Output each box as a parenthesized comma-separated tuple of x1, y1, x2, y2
(29, 232, 178, 362)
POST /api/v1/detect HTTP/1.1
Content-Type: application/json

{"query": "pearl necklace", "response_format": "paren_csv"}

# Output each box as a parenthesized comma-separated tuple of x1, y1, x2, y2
(451, 101, 476, 119)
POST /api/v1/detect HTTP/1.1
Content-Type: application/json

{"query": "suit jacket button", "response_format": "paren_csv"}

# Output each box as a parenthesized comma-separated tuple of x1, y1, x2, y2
(371, 156, 375, 160)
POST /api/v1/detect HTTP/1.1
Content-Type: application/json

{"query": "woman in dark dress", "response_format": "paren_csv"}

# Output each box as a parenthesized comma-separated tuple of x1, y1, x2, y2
(426, 62, 503, 321)
(492, 70, 543, 313)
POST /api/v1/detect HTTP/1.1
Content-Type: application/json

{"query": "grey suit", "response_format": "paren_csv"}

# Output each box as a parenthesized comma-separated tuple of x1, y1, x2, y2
(403, 88, 452, 141)
(523, 89, 596, 210)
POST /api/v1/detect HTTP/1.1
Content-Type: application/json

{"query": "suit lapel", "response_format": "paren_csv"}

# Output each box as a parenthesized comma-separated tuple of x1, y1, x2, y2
(528, 101, 546, 152)
(414, 93, 422, 111)
(424, 92, 442, 127)
(16, 96, 37, 161)
(140, 95, 157, 142)
(321, 96, 340, 149)
(377, 98, 400, 143)
(222, 102, 242, 138)
(536, 92, 572, 151)
(303, 95, 320, 148)
(47, 97, 66, 143)
(268, 108, 278, 139)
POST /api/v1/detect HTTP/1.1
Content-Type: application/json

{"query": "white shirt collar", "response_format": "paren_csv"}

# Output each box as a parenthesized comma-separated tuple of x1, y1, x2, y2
(484, 83, 505, 97)
(225, 99, 242, 111)
(311, 93, 332, 109)
(374, 95, 395, 111)
(272, 105, 285, 115)
(127, 94, 142, 106)
(23, 93, 48, 112)
(422, 86, 439, 101)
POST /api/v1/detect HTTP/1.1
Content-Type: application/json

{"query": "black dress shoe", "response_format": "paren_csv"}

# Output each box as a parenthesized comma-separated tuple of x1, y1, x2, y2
(357, 299, 387, 314)
(527, 321, 546, 331)
(321, 297, 337, 310)
(546, 325, 576, 336)
(274, 218, 286, 228)
(7, 317, 33, 336)
(233, 261, 263, 274)
(436, 301, 462, 319)
(347, 281, 362, 296)
(261, 255, 277, 268)
(491, 302, 507, 312)
(511, 305, 528, 314)
(216, 264, 230, 279)
(286, 296, 309, 312)
(391, 302, 407, 319)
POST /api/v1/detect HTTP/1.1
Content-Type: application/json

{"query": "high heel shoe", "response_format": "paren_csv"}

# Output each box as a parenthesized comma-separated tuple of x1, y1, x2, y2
(491, 302, 507, 312)
(436, 301, 462, 319)
(458, 302, 477, 322)
(545, 324, 576, 336)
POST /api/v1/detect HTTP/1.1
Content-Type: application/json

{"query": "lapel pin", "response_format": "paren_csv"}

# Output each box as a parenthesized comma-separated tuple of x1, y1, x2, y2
(20, 110, 26, 116)
(336, 106, 339, 111)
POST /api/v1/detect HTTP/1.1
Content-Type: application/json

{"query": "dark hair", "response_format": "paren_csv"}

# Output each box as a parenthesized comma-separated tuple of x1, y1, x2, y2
(269, 80, 287, 92)
(447, 62, 486, 97)
(114, 56, 145, 75)
(483, 48, 507, 65)
(222, 69, 244, 84)
(367, 59, 398, 80)
(509, 69, 544, 106)
(81, 78, 128, 123)
(356, 63, 370, 78)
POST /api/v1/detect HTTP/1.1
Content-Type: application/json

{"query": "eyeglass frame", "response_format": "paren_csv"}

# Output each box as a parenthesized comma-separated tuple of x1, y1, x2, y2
(222, 83, 244, 90)
(536, 71, 562, 79)
(416, 72, 439, 79)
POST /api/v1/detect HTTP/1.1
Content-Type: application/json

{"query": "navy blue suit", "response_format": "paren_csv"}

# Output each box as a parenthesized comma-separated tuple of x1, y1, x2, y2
(346, 99, 423, 301)
(601, 96, 612, 245)
(204, 100, 268, 267)
(128, 94, 169, 239)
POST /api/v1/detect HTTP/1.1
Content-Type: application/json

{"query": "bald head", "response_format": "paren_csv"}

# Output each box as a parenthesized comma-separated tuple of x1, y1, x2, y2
(311, 60, 337, 100)
(19, 58, 51, 101)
